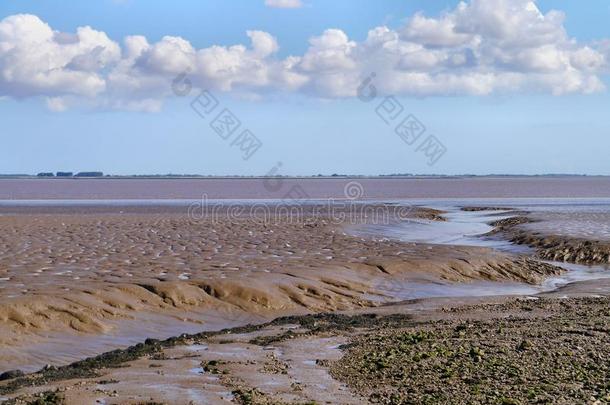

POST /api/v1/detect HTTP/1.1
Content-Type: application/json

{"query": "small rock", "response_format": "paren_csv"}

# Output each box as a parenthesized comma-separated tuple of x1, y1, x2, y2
(0, 369, 24, 381)
(517, 340, 532, 351)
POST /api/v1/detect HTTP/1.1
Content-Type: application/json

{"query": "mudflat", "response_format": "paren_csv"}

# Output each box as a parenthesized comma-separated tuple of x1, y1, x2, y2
(0, 205, 562, 372)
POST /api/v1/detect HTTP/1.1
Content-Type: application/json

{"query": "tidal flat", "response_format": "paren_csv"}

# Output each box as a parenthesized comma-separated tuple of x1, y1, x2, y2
(2, 178, 610, 404)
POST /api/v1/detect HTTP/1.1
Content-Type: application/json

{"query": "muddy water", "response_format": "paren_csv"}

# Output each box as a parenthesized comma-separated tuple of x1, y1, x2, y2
(1, 176, 610, 200)
(351, 198, 610, 251)
(349, 207, 527, 252)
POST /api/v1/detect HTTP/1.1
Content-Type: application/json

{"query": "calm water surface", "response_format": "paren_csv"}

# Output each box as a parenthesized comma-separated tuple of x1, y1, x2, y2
(1, 176, 609, 200)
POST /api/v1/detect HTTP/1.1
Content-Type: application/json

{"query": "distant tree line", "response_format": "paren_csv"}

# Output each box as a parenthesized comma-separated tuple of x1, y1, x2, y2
(36, 171, 104, 178)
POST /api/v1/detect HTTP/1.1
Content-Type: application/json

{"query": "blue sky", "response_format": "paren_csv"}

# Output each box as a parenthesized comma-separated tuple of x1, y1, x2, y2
(1, 0, 610, 175)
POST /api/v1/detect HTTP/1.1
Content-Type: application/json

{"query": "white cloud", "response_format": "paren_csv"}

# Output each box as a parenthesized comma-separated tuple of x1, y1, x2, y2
(402, 12, 472, 47)
(0, 14, 119, 100)
(264, 0, 303, 9)
(0, 0, 608, 111)
(45, 96, 68, 112)
(138, 35, 195, 75)
(247, 30, 279, 58)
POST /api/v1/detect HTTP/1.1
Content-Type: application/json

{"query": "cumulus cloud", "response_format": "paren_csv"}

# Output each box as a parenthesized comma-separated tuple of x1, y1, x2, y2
(0, 14, 118, 99)
(264, 0, 303, 9)
(0, 0, 608, 111)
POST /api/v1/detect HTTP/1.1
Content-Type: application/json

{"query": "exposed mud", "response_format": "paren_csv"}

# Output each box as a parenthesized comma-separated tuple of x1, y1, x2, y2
(460, 207, 515, 212)
(0, 312, 414, 399)
(484, 210, 610, 265)
(487, 216, 537, 232)
(5, 293, 610, 404)
(0, 205, 565, 371)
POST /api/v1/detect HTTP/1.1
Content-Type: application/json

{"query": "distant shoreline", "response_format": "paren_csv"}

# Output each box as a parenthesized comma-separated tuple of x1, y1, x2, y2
(0, 174, 608, 180)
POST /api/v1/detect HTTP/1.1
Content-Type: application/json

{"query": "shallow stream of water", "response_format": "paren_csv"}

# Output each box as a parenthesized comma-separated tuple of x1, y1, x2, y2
(351, 199, 610, 300)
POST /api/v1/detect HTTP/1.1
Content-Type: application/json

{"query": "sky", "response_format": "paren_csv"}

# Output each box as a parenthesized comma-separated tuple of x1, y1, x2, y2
(1, 0, 610, 175)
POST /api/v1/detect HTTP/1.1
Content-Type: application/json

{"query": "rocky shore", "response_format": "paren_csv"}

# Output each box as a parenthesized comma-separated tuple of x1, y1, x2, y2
(332, 296, 610, 405)
(508, 232, 610, 265)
